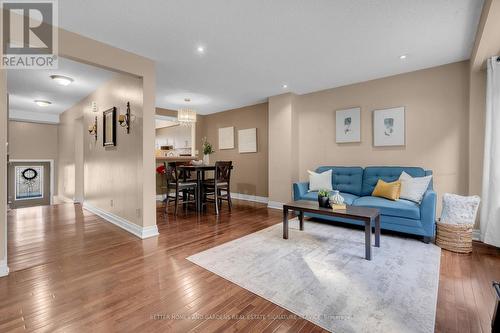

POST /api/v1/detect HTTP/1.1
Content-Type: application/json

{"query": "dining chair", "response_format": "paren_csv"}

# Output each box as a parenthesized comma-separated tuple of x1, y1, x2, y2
(203, 161, 233, 214)
(162, 162, 197, 216)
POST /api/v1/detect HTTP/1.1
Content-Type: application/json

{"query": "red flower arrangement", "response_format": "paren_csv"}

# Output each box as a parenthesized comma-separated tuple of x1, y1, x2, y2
(156, 165, 166, 174)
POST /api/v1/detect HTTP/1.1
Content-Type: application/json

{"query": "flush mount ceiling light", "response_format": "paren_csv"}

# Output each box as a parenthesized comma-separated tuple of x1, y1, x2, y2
(196, 46, 205, 54)
(50, 75, 74, 86)
(399, 55, 407, 60)
(34, 99, 52, 107)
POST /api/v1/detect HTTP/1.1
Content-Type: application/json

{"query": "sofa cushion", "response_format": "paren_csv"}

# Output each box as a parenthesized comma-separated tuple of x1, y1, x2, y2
(361, 166, 426, 196)
(307, 169, 333, 191)
(371, 179, 401, 201)
(301, 191, 359, 205)
(353, 196, 421, 220)
(316, 166, 363, 196)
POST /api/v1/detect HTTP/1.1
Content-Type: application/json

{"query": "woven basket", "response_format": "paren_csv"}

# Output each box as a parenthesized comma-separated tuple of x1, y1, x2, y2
(435, 221, 473, 254)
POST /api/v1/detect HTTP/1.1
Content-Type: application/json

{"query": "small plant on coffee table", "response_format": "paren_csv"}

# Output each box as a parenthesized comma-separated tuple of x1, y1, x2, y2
(318, 189, 331, 208)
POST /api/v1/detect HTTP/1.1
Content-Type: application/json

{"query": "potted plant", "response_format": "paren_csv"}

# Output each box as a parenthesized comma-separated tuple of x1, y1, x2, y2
(318, 189, 331, 208)
(202, 137, 215, 164)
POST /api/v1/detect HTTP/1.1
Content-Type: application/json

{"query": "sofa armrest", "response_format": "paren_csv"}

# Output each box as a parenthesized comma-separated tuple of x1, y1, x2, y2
(420, 190, 437, 237)
(293, 182, 309, 200)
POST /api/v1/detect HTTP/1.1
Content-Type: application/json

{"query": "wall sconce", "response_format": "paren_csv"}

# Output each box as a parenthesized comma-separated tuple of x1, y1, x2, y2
(88, 117, 98, 141)
(88, 101, 98, 141)
(118, 101, 132, 134)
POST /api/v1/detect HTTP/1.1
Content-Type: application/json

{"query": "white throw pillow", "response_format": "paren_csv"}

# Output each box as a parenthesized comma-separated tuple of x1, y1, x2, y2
(399, 171, 432, 204)
(440, 193, 480, 225)
(307, 169, 333, 192)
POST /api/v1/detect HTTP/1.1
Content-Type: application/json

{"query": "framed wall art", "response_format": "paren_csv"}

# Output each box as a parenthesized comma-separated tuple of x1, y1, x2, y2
(218, 126, 234, 150)
(373, 107, 405, 146)
(238, 128, 257, 153)
(103, 107, 117, 147)
(335, 107, 361, 143)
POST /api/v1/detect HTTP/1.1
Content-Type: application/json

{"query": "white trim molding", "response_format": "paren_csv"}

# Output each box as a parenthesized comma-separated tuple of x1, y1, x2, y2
(472, 229, 481, 241)
(83, 202, 159, 239)
(230, 192, 268, 204)
(56, 195, 76, 204)
(0, 258, 9, 277)
(156, 192, 269, 205)
(267, 201, 284, 210)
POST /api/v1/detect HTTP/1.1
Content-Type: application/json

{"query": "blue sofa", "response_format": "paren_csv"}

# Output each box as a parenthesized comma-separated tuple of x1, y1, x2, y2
(293, 166, 436, 242)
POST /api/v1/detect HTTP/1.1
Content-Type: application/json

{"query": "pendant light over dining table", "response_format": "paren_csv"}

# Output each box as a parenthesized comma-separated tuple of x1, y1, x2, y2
(177, 98, 197, 125)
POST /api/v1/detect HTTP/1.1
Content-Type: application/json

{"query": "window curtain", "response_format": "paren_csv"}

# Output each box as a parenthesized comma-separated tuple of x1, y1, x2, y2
(480, 56, 500, 247)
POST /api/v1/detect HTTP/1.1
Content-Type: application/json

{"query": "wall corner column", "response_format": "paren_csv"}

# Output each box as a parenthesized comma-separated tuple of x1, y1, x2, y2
(0, 69, 8, 276)
(268, 93, 299, 208)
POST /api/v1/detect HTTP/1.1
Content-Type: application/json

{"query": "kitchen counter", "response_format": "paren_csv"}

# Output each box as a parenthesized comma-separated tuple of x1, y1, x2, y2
(156, 156, 197, 162)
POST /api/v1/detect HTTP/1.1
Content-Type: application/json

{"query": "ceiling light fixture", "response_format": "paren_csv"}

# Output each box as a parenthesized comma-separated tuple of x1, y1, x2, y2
(197, 46, 205, 54)
(282, 84, 288, 89)
(34, 100, 52, 107)
(177, 98, 197, 125)
(399, 55, 407, 60)
(50, 75, 74, 86)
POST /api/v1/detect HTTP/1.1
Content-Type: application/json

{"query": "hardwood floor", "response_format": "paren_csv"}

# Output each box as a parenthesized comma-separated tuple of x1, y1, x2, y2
(1, 201, 499, 332)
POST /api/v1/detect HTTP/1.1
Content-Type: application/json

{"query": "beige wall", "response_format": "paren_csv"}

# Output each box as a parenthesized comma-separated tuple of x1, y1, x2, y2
(269, 62, 470, 214)
(58, 28, 157, 230)
(57, 109, 83, 202)
(156, 107, 177, 118)
(8, 121, 59, 199)
(198, 103, 269, 197)
(59, 73, 145, 226)
(8, 121, 58, 161)
(268, 94, 298, 204)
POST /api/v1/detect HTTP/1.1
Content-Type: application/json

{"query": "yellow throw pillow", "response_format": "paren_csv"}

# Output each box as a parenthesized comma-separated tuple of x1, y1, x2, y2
(372, 179, 401, 201)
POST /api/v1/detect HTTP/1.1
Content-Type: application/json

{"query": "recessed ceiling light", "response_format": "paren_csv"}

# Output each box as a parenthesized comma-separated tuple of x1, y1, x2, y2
(282, 84, 288, 89)
(399, 55, 407, 60)
(50, 75, 74, 86)
(34, 100, 52, 107)
(196, 46, 205, 54)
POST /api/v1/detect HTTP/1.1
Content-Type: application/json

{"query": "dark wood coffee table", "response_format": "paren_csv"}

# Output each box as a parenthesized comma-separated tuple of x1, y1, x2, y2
(282, 200, 381, 260)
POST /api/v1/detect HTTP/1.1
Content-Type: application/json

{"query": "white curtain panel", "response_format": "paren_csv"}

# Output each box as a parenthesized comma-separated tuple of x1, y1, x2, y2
(480, 56, 500, 247)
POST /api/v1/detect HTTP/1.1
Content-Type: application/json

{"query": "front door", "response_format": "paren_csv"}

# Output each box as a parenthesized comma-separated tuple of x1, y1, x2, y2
(8, 161, 51, 209)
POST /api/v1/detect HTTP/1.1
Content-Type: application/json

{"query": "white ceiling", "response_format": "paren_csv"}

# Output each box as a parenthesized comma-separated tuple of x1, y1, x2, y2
(7, 57, 116, 123)
(57, 0, 484, 114)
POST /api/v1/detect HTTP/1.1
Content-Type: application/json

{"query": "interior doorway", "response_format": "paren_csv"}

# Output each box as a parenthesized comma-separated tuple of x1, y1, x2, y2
(7, 160, 53, 209)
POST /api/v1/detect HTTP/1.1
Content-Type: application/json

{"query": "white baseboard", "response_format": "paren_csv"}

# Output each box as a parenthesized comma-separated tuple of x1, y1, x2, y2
(83, 202, 159, 239)
(0, 259, 9, 277)
(230, 192, 269, 204)
(267, 201, 284, 210)
(56, 195, 76, 204)
(156, 193, 269, 204)
(472, 229, 481, 241)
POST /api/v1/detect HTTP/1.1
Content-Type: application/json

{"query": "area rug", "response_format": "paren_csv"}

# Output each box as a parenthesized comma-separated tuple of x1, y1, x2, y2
(187, 219, 441, 333)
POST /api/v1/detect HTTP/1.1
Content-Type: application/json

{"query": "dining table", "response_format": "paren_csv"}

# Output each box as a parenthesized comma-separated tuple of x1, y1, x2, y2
(177, 164, 233, 212)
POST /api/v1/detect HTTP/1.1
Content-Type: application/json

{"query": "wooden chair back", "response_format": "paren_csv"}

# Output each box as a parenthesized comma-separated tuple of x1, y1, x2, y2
(175, 161, 192, 180)
(215, 161, 232, 185)
(164, 162, 180, 187)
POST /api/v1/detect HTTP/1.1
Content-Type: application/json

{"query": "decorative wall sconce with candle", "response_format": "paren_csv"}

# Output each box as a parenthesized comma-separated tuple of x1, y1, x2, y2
(118, 101, 132, 133)
(88, 101, 98, 141)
